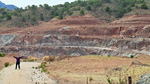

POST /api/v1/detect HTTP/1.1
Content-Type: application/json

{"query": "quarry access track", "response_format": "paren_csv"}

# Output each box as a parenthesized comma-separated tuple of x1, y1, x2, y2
(0, 62, 57, 84)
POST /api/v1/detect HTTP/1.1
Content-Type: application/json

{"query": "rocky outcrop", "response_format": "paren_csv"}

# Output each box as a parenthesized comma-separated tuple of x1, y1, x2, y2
(0, 33, 150, 57)
(0, 34, 17, 46)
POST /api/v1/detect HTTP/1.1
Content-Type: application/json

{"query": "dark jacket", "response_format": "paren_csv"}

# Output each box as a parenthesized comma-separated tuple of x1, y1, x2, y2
(14, 56, 23, 63)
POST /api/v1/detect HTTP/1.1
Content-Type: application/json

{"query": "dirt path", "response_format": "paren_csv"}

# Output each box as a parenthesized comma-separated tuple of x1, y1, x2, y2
(0, 62, 57, 84)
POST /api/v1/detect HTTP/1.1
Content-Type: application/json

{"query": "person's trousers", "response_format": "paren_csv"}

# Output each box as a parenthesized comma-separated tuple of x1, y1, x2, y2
(15, 62, 20, 69)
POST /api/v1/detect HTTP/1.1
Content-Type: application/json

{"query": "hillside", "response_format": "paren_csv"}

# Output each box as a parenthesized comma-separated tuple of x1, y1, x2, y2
(0, 0, 149, 28)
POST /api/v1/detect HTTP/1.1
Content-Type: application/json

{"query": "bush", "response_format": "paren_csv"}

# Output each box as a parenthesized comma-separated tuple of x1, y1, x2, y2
(45, 56, 55, 62)
(6, 14, 12, 20)
(42, 68, 47, 72)
(40, 62, 48, 72)
(127, 7, 132, 12)
(107, 55, 111, 57)
(0, 53, 5, 57)
(130, 55, 134, 58)
(23, 59, 27, 62)
(32, 16, 36, 22)
(89, 76, 93, 83)
(142, 38, 145, 41)
(39, 62, 46, 68)
(86, 5, 91, 11)
(141, 4, 148, 9)
(107, 77, 113, 84)
(4, 62, 9, 67)
(106, 7, 110, 12)
(66, 10, 73, 16)
(40, 13, 44, 21)
(80, 10, 85, 16)
(58, 13, 63, 20)
(28, 59, 35, 62)
(22, 17, 25, 22)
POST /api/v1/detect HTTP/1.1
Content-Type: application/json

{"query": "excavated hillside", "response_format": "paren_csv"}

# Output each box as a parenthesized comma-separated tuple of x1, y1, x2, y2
(0, 14, 150, 57)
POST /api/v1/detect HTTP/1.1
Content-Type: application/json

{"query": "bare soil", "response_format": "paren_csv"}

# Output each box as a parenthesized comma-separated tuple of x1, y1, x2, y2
(46, 55, 150, 84)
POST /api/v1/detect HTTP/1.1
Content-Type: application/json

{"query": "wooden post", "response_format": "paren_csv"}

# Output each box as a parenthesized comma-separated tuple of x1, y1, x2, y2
(87, 77, 88, 84)
(128, 76, 132, 84)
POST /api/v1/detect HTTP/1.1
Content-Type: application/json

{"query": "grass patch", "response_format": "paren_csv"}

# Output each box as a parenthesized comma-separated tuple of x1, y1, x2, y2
(28, 59, 36, 62)
(4, 62, 9, 67)
(23, 59, 27, 62)
(106, 65, 150, 83)
(142, 38, 146, 41)
(23, 59, 37, 62)
(39, 62, 48, 72)
(0, 53, 5, 57)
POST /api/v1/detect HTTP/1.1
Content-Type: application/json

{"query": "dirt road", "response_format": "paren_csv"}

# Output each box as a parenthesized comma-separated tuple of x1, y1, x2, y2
(0, 62, 57, 84)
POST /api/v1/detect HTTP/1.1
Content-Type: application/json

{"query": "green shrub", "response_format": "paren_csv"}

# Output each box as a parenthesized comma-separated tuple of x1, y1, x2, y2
(28, 59, 35, 62)
(40, 62, 46, 68)
(23, 59, 27, 62)
(80, 10, 85, 16)
(40, 62, 48, 72)
(42, 68, 47, 72)
(58, 13, 63, 20)
(6, 14, 12, 20)
(106, 7, 110, 12)
(107, 77, 113, 84)
(86, 5, 91, 11)
(142, 38, 145, 41)
(22, 17, 25, 22)
(40, 13, 44, 21)
(4, 62, 9, 67)
(130, 55, 134, 58)
(0, 53, 5, 57)
(107, 55, 111, 57)
(141, 4, 148, 9)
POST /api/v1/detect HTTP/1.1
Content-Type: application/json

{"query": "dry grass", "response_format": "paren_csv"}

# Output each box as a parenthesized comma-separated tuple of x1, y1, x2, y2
(42, 56, 55, 62)
(46, 55, 150, 84)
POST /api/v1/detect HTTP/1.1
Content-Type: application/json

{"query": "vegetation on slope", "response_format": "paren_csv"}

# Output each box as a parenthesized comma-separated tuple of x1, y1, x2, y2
(0, 0, 149, 28)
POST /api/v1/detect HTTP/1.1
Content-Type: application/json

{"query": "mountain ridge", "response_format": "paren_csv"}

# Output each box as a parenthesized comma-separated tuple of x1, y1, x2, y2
(0, 1, 18, 10)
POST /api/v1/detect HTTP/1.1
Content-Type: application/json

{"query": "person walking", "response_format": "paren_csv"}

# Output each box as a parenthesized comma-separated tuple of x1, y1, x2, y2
(13, 56, 23, 69)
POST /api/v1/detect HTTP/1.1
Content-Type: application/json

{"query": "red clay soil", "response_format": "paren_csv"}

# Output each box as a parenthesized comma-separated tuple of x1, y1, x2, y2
(56, 14, 104, 25)
(0, 14, 150, 38)
(112, 15, 150, 26)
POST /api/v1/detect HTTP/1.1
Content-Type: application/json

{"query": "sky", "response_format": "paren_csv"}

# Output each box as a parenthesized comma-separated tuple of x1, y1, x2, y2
(0, 0, 76, 8)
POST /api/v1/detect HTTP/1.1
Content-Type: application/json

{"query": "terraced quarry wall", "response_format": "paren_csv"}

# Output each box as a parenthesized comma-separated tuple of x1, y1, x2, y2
(0, 33, 149, 57)
(0, 15, 150, 57)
